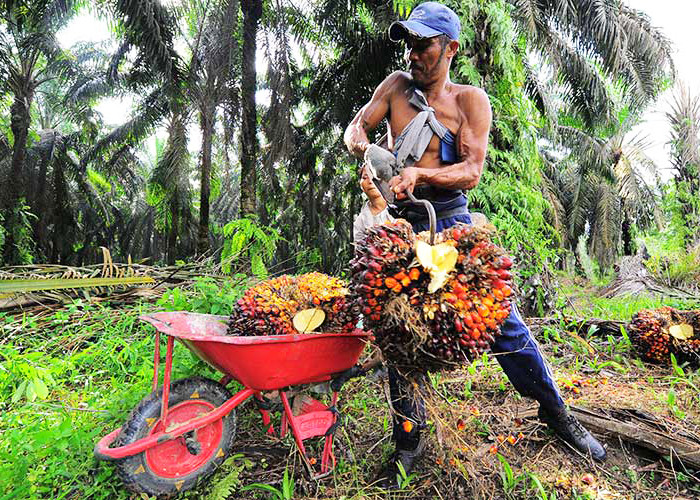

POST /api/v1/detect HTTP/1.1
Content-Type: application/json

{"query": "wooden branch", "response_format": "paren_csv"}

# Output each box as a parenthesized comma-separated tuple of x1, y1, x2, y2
(522, 406, 700, 470)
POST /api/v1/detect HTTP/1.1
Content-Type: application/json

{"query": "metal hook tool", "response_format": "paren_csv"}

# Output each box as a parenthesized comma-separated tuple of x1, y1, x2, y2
(364, 158, 436, 245)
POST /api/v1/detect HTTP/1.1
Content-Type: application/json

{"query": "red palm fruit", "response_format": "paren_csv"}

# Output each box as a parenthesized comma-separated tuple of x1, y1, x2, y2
(499, 256, 513, 269)
(444, 293, 457, 304)
(368, 261, 382, 272)
(496, 269, 512, 280)
(455, 318, 463, 332)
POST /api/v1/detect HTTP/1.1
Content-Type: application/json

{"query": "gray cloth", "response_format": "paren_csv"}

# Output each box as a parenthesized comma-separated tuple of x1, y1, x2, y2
(352, 201, 393, 243)
(393, 87, 449, 167)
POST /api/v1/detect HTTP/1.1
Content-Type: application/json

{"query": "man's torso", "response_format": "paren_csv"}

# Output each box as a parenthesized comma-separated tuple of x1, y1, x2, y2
(385, 72, 474, 169)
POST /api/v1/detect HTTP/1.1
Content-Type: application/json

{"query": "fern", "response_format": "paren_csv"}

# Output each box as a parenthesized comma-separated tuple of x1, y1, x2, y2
(205, 454, 251, 500)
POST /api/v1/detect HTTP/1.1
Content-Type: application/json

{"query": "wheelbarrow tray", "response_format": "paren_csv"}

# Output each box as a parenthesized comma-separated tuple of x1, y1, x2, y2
(141, 311, 370, 391)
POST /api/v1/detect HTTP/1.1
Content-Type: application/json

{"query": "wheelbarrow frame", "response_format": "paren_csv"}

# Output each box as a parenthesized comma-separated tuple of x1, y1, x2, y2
(95, 312, 371, 480)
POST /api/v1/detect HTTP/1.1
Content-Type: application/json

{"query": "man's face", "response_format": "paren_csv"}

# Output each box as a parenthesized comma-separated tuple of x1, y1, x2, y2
(403, 35, 448, 88)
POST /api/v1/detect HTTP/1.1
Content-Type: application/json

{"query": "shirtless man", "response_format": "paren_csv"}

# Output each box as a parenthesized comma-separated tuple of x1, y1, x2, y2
(344, 1, 606, 489)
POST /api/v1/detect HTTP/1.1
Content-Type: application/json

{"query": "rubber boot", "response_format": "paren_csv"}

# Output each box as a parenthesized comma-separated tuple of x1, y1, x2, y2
(539, 406, 607, 462)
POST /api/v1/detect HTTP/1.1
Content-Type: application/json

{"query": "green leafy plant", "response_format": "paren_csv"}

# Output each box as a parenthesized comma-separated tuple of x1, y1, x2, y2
(395, 460, 416, 490)
(241, 467, 295, 499)
(497, 454, 525, 495)
(205, 454, 253, 500)
(220, 216, 283, 277)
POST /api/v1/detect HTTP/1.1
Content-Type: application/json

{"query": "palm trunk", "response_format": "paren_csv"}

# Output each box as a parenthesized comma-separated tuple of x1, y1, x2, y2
(168, 202, 179, 265)
(239, 0, 262, 217)
(197, 105, 215, 254)
(2, 87, 34, 264)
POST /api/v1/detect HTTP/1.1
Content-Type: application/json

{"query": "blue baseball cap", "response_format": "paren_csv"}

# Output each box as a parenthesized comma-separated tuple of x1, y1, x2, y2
(389, 2, 461, 42)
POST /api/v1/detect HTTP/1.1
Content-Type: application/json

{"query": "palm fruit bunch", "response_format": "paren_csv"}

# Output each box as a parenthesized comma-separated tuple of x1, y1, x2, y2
(350, 220, 514, 371)
(629, 307, 700, 368)
(226, 272, 358, 336)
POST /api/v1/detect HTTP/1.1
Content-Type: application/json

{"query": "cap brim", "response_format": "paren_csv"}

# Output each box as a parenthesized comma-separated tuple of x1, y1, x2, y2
(389, 21, 442, 42)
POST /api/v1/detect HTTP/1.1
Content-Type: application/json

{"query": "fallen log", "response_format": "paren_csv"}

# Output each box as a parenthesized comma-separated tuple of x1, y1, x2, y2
(526, 317, 626, 337)
(523, 406, 700, 470)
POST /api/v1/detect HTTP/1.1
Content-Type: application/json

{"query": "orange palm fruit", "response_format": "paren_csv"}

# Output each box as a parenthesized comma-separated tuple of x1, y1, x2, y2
(402, 420, 414, 433)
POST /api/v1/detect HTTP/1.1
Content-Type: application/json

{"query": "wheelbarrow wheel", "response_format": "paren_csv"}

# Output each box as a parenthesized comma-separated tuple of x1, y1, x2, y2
(115, 376, 236, 497)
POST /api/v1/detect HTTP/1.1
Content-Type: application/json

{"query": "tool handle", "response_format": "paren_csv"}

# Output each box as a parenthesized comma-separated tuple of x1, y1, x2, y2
(406, 191, 436, 245)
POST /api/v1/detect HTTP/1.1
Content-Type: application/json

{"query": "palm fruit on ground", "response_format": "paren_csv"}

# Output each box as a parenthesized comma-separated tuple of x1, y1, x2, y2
(349, 221, 514, 371)
(226, 272, 358, 336)
(629, 307, 700, 368)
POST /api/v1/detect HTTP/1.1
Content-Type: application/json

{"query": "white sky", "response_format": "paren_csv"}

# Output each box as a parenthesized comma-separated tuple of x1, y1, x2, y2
(626, 0, 700, 181)
(58, 3, 700, 177)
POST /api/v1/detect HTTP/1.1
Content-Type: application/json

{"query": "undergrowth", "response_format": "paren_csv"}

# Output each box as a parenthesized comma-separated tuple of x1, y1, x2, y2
(1, 274, 699, 499)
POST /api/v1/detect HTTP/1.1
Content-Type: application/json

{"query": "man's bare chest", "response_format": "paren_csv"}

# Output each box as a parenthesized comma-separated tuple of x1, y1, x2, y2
(386, 93, 462, 145)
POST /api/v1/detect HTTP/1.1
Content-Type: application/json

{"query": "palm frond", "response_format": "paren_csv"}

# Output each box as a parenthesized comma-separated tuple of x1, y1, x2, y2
(111, 0, 184, 84)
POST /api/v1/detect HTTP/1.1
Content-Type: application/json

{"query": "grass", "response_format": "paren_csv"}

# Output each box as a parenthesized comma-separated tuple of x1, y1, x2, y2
(1, 277, 699, 499)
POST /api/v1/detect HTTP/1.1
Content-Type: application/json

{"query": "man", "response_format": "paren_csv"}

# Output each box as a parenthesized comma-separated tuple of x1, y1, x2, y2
(343, 1, 606, 489)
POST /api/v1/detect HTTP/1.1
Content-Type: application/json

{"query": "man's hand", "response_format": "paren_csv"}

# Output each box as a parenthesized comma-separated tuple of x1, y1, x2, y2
(389, 167, 419, 200)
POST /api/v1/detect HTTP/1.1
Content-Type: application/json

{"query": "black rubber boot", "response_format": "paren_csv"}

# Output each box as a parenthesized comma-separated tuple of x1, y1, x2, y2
(539, 406, 607, 462)
(376, 437, 426, 490)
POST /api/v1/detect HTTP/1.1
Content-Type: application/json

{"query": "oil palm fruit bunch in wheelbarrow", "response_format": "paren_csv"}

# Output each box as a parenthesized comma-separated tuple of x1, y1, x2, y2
(350, 220, 514, 371)
(227, 272, 359, 336)
(629, 307, 700, 368)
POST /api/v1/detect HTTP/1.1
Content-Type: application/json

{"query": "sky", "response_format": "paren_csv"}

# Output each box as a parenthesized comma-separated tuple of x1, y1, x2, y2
(57, 2, 700, 173)
(627, 0, 700, 180)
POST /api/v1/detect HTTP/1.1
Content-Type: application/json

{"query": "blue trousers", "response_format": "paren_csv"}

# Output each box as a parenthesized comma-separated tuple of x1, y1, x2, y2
(390, 213, 564, 449)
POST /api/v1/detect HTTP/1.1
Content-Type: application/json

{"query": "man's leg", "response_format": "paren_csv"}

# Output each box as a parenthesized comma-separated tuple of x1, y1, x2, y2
(378, 368, 426, 488)
(493, 303, 606, 461)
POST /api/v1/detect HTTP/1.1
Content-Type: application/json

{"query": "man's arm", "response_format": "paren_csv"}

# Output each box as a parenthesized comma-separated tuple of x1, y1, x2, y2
(390, 88, 492, 197)
(344, 71, 403, 158)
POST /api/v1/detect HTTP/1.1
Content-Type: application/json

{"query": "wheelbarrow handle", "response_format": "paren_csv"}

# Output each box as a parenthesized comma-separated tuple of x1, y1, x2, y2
(405, 190, 436, 245)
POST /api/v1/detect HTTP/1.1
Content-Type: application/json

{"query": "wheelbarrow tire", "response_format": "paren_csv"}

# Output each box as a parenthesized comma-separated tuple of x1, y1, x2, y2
(115, 376, 236, 497)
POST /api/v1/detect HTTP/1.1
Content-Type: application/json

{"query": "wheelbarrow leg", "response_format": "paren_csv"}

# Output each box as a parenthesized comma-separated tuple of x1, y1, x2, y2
(159, 335, 175, 427)
(254, 392, 276, 436)
(321, 392, 339, 473)
(279, 391, 309, 460)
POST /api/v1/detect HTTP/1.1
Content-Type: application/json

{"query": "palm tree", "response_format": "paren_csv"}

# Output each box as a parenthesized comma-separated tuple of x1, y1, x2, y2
(239, 0, 263, 217)
(541, 119, 659, 270)
(666, 85, 700, 247)
(505, 0, 674, 128)
(0, 0, 79, 264)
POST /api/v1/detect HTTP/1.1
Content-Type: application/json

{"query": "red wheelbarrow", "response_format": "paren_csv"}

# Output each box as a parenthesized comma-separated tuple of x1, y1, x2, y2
(95, 311, 371, 497)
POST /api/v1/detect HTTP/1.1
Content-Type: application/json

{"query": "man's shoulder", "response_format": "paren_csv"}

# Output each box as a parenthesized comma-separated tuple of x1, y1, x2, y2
(451, 83, 489, 105)
(383, 71, 412, 89)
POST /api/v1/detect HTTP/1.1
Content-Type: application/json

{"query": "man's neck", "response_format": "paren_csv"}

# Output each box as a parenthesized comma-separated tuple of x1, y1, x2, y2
(415, 74, 450, 102)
